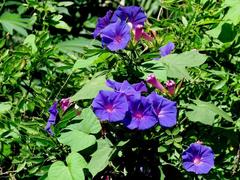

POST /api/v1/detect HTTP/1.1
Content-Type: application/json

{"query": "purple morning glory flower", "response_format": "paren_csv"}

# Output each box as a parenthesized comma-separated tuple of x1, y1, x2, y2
(147, 92, 177, 128)
(45, 102, 59, 136)
(160, 42, 175, 57)
(92, 90, 128, 122)
(124, 96, 158, 130)
(93, 10, 113, 38)
(132, 81, 147, 93)
(106, 79, 141, 98)
(182, 143, 214, 174)
(112, 6, 147, 29)
(100, 21, 131, 51)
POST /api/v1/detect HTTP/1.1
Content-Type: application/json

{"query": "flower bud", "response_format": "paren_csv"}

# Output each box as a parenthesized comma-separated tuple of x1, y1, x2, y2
(146, 74, 165, 92)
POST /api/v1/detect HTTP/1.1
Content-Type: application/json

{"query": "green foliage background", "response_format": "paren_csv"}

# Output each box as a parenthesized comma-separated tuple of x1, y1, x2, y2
(0, 0, 239, 179)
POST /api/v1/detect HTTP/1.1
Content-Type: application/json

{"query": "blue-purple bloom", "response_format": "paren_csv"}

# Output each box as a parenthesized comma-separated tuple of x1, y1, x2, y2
(45, 102, 58, 136)
(100, 21, 131, 51)
(124, 96, 158, 130)
(160, 42, 175, 57)
(106, 79, 141, 98)
(147, 92, 177, 128)
(93, 10, 113, 38)
(132, 81, 147, 93)
(92, 90, 128, 122)
(112, 6, 147, 28)
(182, 143, 214, 174)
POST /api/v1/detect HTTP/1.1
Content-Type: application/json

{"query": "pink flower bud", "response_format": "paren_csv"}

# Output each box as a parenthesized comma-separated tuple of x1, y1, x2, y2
(134, 24, 144, 41)
(134, 24, 153, 42)
(146, 74, 165, 92)
(166, 80, 176, 95)
(142, 32, 153, 41)
(60, 98, 72, 112)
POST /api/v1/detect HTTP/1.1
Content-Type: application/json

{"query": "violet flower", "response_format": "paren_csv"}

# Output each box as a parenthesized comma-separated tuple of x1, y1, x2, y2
(93, 10, 113, 38)
(182, 143, 214, 174)
(160, 42, 175, 57)
(132, 81, 147, 93)
(92, 90, 128, 122)
(100, 21, 131, 51)
(112, 6, 147, 28)
(147, 92, 177, 128)
(124, 96, 158, 130)
(45, 102, 58, 136)
(166, 80, 176, 95)
(60, 98, 72, 112)
(106, 79, 141, 98)
(146, 74, 166, 93)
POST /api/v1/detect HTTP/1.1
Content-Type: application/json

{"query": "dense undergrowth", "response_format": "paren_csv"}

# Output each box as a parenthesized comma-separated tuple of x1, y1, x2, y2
(0, 0, 239, 179)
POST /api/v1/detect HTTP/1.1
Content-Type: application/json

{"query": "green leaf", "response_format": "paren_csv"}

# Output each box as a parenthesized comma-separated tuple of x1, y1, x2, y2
(0, 12, 34, 36)
(72, 55, 98, 71)
(66, 108, 101, 134)
(142, 61, 167, 81)
(174, 136, 182, 143)
(161, 50, 207, 68)
(23, 34, 37, 53)
(172, 127, 180, 136)
(0, 102, 11, 114)
(54, 21, 71, 32)
(144, 50, 207, 79)
(223, 0, 240, 25)
(48, 152, 86, 180)
(71, 74, 110, 101)
(165, 139, 174, 145)
(58, 1, 74, 6)
(186, 100, 233, 125)
(56, 37, 101, 54)
(87, 139, 114, 177)
(58, 130, 96, 152)
(158, 146, 167, 153)
(16, 161, 26, 173)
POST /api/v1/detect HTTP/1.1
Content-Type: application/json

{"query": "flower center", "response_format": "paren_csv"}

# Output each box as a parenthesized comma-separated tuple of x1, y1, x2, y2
(134, 112, 143, 119)
(193, 157, 201, 165)
(115, 36, 122, 43)
(105, 105, 114, 112)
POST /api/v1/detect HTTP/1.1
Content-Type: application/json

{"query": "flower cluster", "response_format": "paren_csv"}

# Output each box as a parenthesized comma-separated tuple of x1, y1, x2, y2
(92, 80, 177, 130)
(93, 6, 152, 51)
